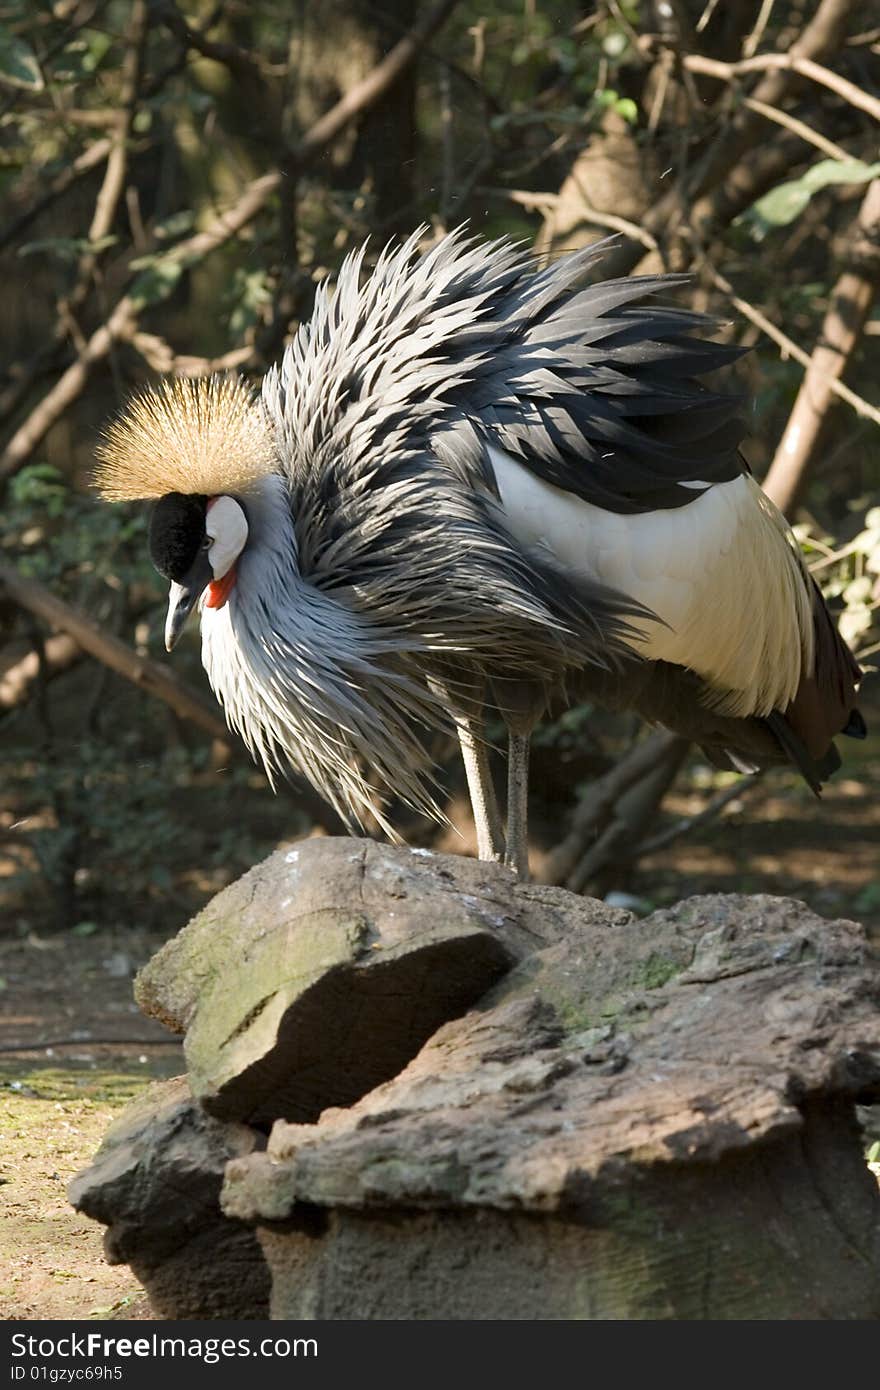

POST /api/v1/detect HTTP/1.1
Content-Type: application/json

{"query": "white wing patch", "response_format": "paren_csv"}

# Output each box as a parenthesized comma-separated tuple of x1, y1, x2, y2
(488, 446, 814, 718)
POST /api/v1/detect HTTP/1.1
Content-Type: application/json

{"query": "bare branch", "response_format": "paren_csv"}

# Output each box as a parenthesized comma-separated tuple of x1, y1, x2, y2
(150, 0, 281, 82)
(681, 51, 880, 125)
(0, 9, 147, 446)
(634, 776, 763, 859)
(124, 326, 255, 377)
(86, 5, 147, 250)
(0, 137, 113, 254)
(65, 0, 147, 310)
(478, 187, 559, 212)
(705, 207, 880, 451)
(0, 633, 80, 711)
(564, 736, 691, 894)
(0, 559, 229, 739)
(296, 0, 462, 161)
(742, 0, 777, 58)
(593, 0, 856, 281)
(536, 731, 686, 887)
(761, 178, 880, 512)
(484, 185, 661, 252)
(0, 297, 137, 480)
(741, 95, 854, 162)
(0, 0, 463, 483)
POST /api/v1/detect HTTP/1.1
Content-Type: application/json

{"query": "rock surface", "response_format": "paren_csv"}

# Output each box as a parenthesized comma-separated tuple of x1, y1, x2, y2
(221, 892, 880, 1320)
(71, 840, 880, 1320)
(68, 1076, 269, 1320)
(134, 839, 611, 1126)
(225, 893, 880, 1215)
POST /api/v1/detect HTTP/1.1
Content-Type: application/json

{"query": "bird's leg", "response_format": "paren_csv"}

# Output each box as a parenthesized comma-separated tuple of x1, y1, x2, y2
(505, 730, 531, 880)
(429, 676, 504, 862)
(494, 678, 543, 881)
(455, 711, 505, 863)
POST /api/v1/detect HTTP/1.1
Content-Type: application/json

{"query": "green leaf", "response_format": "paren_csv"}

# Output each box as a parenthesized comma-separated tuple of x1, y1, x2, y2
(153, 210, 195, 241)
(80, 29, 112, 74)
(593, 89, 638, 124)
(0, 27, 43, 90)
(18, 234, 117, 263)
(227, 266, 271, 337)
(743, 158, 880, 238)
(799, 157, 880, 193)
(9, 462, 67, 512)
(129, 257, 185, 309)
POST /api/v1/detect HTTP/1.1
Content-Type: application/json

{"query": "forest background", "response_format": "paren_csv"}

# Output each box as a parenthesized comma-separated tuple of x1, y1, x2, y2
(1, 0, 879, 942)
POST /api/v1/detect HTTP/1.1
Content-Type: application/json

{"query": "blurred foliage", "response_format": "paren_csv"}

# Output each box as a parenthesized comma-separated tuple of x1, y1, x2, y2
(743, 158, 880, 238)
(796, 505, 880, 659)
(1, 0, 879, 934)
(3, 463, 151, 589)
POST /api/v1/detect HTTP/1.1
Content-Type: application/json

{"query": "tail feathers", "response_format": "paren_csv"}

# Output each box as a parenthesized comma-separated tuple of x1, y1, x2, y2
(767, 574, 864, 792)
(785, 576, 863, 760)
(765, 711, 842, 797)
(575, 647, 861, 797)
(843, 708, 867, 739)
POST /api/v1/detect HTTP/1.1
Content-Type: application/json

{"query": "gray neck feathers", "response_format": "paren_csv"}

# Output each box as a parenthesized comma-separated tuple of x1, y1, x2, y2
(200, 475, 448, 835)
(197, 228, 673, 831)
(199, 461, 641, 834)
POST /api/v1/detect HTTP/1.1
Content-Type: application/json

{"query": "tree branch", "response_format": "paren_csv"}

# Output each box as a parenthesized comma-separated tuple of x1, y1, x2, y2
(0, 137, 113, 254)
(150, 0, 280, 82)
(706, 261, 880, 433)
(591, 0, 856, 281)
(0, 559, 228, 739)
(563, 736, 691, 894)
(0, 0, 463, 484)
(295, 0, 462, 162)
(536, 730, 686, 887)
(681, 50, 880, 126)
(63, 0, 147, 317)
(0, 297, 137, 480)
(740, 95, 854, 162)
(0, 633, 81, 711)
(634, 775, 763, 859)
(761, 177, 880, 513)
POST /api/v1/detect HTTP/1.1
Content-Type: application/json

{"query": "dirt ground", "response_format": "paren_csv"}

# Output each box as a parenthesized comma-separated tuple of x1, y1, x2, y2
(2, 732, 879, 1322)
(0, 927, 182, 1321)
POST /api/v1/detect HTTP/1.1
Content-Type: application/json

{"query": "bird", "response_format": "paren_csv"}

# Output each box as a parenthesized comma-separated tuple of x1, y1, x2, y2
(95, 227, 864, 878)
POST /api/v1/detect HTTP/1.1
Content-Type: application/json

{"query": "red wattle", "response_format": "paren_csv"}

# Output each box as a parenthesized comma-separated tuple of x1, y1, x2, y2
(205, 568, 236, 609)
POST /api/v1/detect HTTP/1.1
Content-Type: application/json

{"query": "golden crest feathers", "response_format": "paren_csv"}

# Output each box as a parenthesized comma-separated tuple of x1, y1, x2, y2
(94, 375, 277, 501)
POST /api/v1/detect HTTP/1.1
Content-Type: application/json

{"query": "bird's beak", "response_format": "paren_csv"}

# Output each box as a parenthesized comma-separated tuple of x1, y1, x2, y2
(164, 552, 214, 652)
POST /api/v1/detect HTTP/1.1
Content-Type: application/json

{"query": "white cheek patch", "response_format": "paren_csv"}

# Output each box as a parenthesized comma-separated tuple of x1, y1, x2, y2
(206, 495, 249, 578)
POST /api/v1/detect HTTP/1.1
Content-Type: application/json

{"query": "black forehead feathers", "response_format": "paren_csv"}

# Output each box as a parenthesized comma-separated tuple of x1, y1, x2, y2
(148, 492, 208, 581)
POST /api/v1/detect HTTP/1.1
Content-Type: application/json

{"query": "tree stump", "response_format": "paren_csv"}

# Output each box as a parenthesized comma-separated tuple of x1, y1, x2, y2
(70, 840, 880, 1320)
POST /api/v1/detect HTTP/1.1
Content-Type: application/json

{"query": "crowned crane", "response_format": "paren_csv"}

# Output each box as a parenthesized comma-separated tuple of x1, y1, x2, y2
(96, 229, 864, 878)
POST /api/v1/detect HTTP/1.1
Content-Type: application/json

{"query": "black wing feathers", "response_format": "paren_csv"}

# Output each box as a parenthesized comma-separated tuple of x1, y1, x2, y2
(439, 254, 749, 513)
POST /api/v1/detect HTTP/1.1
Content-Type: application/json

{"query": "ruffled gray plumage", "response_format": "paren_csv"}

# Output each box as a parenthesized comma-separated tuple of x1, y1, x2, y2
(227, 227, 755, 828)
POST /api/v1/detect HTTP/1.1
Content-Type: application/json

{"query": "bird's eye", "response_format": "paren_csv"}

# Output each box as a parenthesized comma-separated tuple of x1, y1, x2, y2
(202, 537, 211, 551)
